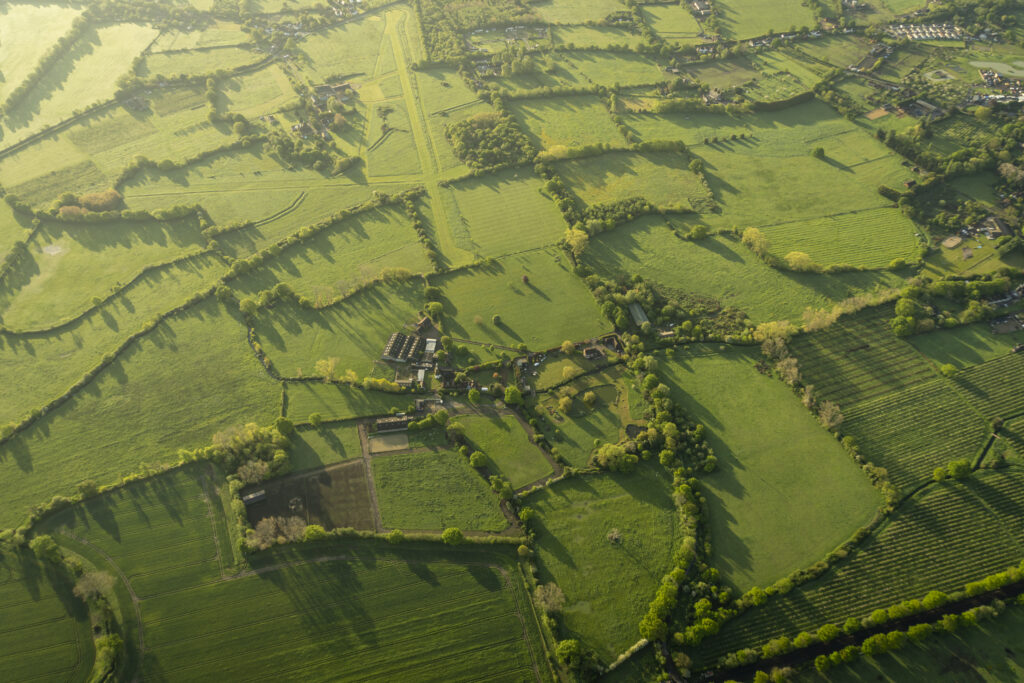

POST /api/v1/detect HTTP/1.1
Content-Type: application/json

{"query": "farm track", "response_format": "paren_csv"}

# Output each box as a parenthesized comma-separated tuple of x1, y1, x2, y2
(357, 422, 386, 532)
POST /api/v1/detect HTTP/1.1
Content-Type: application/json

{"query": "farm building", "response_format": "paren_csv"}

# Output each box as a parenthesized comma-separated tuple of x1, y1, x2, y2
(583, 346, 604, 360)
(375, 415, 413, 432)
(241, 490, 267, 505)
(382, 332, 425, 363)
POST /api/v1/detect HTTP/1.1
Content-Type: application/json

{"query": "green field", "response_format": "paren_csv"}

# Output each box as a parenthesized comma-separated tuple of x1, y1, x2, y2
(533, 0, 626, 24)
(701, 468, 1024, 664)
(0, 4, 83, 103)
(460, 413, 552, 488)
(556, 150, 712, 211)
(553, 26, 644, 50)
(642, 5, 702, 43)
(285, 382, 414, 422)
(0, 298, 278, 529)
(511, 96, 622, 150)
(762, 207, 920, 269)
(441, 170, 565, 259)
(251, 278, 423, 378)
(372, 449, 508, 531)
(842, 377, 990, 491)
(527, 463, 678, 662)
(714, 0, 817, 39)
(790, 309, 940, 406)
(534, 366, 633, 467)
(659, 349, 880, 591)
(910, 323, 1024, 371)
(289, 423, 365, 471)
(436, 249, 612, 350)
(583, 217, 903, 323)
(2, 23, 159, 147)
(2, 2, 1023, 680)
(0, 217, 209, 329)
(0, 252, 225, 425)
(39, 466, 542, 681)
(231, 205, 432, 304)
(0, 547, 94, 682)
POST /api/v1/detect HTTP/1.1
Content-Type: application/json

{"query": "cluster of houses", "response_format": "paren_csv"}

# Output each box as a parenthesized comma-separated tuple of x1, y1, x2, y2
(887, 24, 964, 41)
(690, 0, 712, 18)
(328, 0, 365, 18)
(979, 69, 1024, 98)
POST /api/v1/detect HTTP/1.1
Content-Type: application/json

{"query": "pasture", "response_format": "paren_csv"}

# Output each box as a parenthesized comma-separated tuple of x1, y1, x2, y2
(553, 26, 644, 50)
(251, 278, 424, 378)
(435, 249, 612, 351)
(0, 252, 226, 426)
(642, 5, 703, 44)
(537, 381, 630, 468)
(532, 0, 625, 24)
(555, 150, 711, 211)
(230, 205, 432, 304)
(510, 96, 622, 150)
(527, 463, 679, 663)
(0, 548, 93, 683)
(459, 414, 552, 488)
(658, 349, 879, 591)
(138, 46, 258, 80)
(0, 217, 209, 329)
(2, 23, 159, 146)
(285, 382, 413, 423)
(371, 449, 508, 531)
(702, 469, 1024, 664)
(41, 466, 541, 681)
(0, 298, 279, 530)
(442, 170, 564, 259)
(0, 4, 83, 103)
(288, 423, 365, 470)
(909, 323, 1024, 371)
(582, 218, 903, 323)
(715, 0, 816, 39)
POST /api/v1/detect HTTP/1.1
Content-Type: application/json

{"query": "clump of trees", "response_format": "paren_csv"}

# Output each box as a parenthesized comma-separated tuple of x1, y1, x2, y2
(445, 112, 535, 169)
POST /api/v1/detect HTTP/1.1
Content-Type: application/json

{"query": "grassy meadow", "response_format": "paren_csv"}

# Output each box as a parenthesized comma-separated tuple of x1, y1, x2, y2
(0, 298, 279, 529)
(0, 252, 225, 425)
(40, 466, 541, 681)
(459, 414, 552, 488)
(511, 96, 622, 149)
(702, 468, 1024, 664)
(659, 348, 880, 591)
(251, 278, 423, 379)
(436, 249, 612, 350)
(556, 150, 712, 211)
(372, 449, 507, 531)
(527, 463, 678, 662)
(582, 217, 902, 323)
(441, 170, 565, 259)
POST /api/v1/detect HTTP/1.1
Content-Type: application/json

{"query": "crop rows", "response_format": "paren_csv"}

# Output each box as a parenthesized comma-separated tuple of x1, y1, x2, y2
(0, 549, 89, 683)
(791, 311, 937, 407)
(765, 207, 917, 269)
(953, 352, 1024, 419)
(843, 377, 989, 490)
(141, 560, 535, 682)
(700, 469, 1024, 664)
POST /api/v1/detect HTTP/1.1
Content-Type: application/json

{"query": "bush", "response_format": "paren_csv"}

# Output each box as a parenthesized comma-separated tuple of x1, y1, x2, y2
(441, 527, 464, 544)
